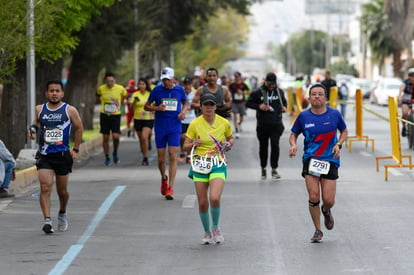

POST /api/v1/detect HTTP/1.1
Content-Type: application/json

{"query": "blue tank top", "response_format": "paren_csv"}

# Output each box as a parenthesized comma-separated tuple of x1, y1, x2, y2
(38, 103, 71, 155)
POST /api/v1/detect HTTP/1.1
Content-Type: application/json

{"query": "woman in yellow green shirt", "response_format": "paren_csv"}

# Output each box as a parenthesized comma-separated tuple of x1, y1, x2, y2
(183, 93, 234, 245)
(130, 78, 154, 165)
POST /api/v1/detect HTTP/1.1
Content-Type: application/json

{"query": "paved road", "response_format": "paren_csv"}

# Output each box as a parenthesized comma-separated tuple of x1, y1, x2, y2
(0, 103, 413, 275)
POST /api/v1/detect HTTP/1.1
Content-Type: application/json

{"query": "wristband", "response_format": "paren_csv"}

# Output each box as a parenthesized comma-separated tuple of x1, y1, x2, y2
(336, 143, 342, 150)
(72, 148, 79, 153)
(29, 124, 39, 133)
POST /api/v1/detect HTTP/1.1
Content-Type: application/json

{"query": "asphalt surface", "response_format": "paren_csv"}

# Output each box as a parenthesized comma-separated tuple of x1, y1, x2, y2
(0, 103, 414, 275)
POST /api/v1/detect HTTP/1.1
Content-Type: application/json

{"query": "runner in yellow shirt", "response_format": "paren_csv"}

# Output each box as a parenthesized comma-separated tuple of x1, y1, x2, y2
(96, 72, 127, 166)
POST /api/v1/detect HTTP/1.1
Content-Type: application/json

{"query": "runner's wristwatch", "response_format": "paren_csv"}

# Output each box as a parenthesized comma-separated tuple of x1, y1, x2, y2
(72, 148, 79, 153)
(336, 143, 342, 150)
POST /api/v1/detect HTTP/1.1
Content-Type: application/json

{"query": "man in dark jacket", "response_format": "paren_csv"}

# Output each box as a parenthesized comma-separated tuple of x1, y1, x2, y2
(246, 72, 287, 180)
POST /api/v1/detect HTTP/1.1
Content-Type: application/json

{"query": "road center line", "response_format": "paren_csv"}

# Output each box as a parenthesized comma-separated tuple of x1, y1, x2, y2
(48, 185, 126, 275)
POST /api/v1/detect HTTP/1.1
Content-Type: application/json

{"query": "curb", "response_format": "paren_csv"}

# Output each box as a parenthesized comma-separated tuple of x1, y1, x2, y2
(9, 133, 104, 197)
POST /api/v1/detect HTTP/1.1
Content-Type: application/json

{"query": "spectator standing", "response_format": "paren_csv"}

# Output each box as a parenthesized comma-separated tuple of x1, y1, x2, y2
(338, 82, 349, 118)
(96, 72, 127, 166)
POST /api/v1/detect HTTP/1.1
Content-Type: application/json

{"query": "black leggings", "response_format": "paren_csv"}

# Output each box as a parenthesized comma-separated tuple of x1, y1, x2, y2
(256, 124, 284, 169)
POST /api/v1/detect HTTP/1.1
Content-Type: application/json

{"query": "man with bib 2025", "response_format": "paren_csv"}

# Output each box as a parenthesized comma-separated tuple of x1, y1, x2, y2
(288, 83, 348, 243)
(28, 80, 83, 234)
(183, 94, 234, 245)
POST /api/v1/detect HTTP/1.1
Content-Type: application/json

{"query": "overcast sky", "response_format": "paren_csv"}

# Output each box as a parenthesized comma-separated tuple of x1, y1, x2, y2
(247, 0, 354, 55)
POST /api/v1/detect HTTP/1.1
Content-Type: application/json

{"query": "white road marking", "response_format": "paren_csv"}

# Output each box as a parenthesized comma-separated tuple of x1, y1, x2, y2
(182, 194, 196, 208)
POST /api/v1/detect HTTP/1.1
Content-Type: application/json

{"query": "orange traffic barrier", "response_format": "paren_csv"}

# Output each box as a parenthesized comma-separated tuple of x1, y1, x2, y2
(375, 96, 413, 181)
(347, 89, 375, 152)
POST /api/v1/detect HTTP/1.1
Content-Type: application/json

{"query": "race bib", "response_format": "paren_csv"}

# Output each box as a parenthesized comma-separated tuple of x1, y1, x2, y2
(104, 103, 118, 114)
(309, 158, 330, 175)
(44, 128, 63, 144)
(192, 156, 212, 174)
(162, 98, 178, 111)
(234, 93, 244, 100)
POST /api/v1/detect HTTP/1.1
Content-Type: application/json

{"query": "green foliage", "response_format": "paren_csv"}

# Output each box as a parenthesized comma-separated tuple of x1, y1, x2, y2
(328, 59, 359, 77)
(172, 8, 249, 77)
(359, 0, 398, 68)
(0, 0, 115, 82)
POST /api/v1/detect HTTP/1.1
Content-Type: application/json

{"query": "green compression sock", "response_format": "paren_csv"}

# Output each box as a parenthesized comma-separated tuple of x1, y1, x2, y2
(199, 211, 210, 232)
(210, 207, 220, 227)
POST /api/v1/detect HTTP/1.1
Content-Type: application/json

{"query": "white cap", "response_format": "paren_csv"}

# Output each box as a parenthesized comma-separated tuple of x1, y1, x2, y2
(160, 67, 174, 80)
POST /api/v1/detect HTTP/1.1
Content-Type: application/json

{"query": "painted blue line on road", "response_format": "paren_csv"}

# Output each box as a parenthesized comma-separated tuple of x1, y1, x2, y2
(48, 185, 126, 275)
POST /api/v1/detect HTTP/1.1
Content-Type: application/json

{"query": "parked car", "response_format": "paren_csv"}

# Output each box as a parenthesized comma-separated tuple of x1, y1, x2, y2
(348, 78, 373, 99)
(369, 77, 402, 106)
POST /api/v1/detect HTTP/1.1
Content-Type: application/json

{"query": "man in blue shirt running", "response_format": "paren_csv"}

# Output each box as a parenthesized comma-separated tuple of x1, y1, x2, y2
(145, 67, 188, 200)
(289, 83, 348, 243)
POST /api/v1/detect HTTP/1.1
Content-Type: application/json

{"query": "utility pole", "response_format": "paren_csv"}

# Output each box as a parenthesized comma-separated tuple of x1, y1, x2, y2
(134, 2, 139, 81)
(27, 0, 36, 149)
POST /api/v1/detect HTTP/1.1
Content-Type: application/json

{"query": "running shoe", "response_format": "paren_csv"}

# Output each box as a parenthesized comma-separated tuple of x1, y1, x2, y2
(238, 122, 243, 132)
(261, 167, 267, 180)
(271, 169, 281, 180)
(161, 175, 168, 195)
(57, 212, 68, 232)
(141, 158, 149, 166)
(104, 156, 111, 166)
(322, 206, 334, 230)
(235, 132, 240, 139)
(113, 152, 120, 164)
(310, 229, 323, 243)
(201, 230, 213, 245)
(165, 187, 174, 200)
(212, 226, 224, 244)
(0, 188, 14, 198)
(42, 218, 54, 234)
(178, 152, 186, 162)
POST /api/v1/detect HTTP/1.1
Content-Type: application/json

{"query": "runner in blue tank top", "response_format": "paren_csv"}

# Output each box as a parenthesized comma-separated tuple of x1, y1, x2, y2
(289, 83, 348, 243)
(28, 80, 83, 234)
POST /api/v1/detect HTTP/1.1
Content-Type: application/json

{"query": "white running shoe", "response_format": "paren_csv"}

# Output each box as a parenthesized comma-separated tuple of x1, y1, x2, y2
(201, 230, 213, 245)
(58, 212, 68, 231)
(212, 226, 224, 243)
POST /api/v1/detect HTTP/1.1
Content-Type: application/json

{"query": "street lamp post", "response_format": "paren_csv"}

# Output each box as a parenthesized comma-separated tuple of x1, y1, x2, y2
(27, 0, 36, 149)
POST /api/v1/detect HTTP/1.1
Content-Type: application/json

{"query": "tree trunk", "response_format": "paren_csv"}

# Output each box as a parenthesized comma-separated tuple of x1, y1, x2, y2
(65, 51, 101, 131)
(0, 60, 28, 156)
(392, 49, 403, 79)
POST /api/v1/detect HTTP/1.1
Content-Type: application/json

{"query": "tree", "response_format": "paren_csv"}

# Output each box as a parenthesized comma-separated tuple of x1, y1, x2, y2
(274, 30, 351, 75)
(360, 0, 414, 77)
(383, 0, 414, 77)
(0, 0, 115, 155)
(172, 8, 250, 77)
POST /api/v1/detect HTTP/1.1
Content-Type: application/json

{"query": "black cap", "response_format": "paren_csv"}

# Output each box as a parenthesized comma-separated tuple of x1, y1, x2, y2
(200, 94, 217, 105)
(183, 77, 192, 84)
(265, 73, 277, 84)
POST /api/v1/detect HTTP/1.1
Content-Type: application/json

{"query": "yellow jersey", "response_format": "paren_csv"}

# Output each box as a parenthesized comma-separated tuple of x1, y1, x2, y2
(131, 91, 154, 120)
(186, 114, 232, 157)
(97, 83, 127, 115)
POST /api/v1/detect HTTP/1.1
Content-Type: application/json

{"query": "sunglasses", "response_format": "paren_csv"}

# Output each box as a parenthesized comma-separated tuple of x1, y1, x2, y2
(202, 102, 216, 106)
